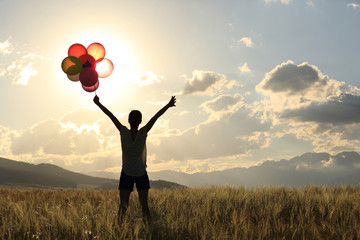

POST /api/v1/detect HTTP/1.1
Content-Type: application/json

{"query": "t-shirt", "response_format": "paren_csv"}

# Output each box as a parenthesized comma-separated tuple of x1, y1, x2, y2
(120, 126, 147, 177)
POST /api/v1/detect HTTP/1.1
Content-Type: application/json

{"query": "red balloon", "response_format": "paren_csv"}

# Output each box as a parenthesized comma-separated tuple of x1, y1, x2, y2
(96, 58, 114, 78)
(68, 44, 87, 58)
(79, 54, 96, 68)
(82, 80, 99, 92)
(79, 68, 98, 87)
(87, 42, 105, 63)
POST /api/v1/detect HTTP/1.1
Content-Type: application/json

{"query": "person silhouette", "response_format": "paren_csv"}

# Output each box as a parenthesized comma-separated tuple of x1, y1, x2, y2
(93, 95, 176, 224)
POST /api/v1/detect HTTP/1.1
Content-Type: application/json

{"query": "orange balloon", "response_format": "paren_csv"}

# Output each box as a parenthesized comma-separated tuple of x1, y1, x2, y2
(96, 58, 114, 78)
(82, 80, 99, 92)
(68, 44, 87, 58)
(80, 68, 98, 87)
(87, 42, 105, 63)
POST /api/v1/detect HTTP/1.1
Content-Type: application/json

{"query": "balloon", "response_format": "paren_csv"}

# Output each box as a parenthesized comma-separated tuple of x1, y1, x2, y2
(82, 80, 99, 92)
(68, 44, 87, 58)
(87, 42, 105, 63)
(96, 58, 114, 78)
(79, 54, 96, 69)
(67, 73, 80, 82)
(61, 56, 83, 75)
(79, 68, 98, 87)
(61, 42, 113, 93)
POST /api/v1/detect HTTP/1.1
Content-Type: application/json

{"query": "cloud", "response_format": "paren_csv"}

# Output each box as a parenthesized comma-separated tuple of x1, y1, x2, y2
(2, 49, 44, 86)
(132, 72, 163, 86)
(13, 62, 38, 85)
(183, 70, 237, 96)
(256, 61, 329, 95)
(61, 107, 107, 127)
(0, 38, 12, 55)
(0, 126, 13, 156)
(0, 38, 44, 86)
(146, 101, 166, 107)
(281, 94, 360, 124)
(306, 1, 315, 7)
(256, 60, 360, 126)
(347, 3, 360, 9)
(201, 94, 244, 114)
(265, 0, 292, 4)
(11, 119, 101, 155)
(238, 62, 251, 73)
(254, 60, 360, 155)
(238, 37, 253, 48)
(148, 100, 271, 162)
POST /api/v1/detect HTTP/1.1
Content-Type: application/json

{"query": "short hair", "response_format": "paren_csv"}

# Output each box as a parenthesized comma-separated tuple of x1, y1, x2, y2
(128, 110, 142, 126)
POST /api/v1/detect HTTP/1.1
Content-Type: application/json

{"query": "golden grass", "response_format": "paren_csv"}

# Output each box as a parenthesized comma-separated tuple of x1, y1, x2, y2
(1, 185, 360, 239)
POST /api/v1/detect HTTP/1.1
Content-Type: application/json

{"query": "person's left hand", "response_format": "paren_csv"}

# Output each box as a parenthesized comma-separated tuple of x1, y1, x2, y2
(167, 96, 176, 107)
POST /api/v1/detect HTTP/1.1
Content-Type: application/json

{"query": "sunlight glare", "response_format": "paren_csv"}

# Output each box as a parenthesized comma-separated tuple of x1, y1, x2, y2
(61, 31, 140, 101)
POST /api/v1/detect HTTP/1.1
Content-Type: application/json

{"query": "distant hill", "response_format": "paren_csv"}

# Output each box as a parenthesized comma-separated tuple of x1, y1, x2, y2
(0, 157, 184, 190)
(147, 151, 360, 187)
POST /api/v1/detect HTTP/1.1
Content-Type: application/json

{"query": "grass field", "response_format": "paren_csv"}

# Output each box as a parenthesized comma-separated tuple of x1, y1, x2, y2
(1, 185, 360, 239)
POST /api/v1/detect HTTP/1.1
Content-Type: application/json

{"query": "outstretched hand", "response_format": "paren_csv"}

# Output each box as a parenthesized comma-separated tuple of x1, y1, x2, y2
(93, 95, 100, 104)
(167, 96, 176, 108)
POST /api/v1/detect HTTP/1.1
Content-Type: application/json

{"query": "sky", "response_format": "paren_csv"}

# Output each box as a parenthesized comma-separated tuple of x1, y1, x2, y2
(0, 0, 360, 175)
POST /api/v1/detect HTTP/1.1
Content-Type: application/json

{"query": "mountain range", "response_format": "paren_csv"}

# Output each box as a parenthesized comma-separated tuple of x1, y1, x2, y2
(1, 151, 360, 189)
(88, 151, 360, 187)
(148, 151, 360, 187)
(0, 157, 183, 190)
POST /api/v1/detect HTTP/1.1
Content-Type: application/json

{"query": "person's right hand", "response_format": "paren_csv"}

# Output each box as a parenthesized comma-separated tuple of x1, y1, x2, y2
(93, 95, 100, 104)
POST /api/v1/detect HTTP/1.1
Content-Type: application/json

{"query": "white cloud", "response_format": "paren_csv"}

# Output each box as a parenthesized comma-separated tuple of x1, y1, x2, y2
(257, 61, 360, 126)
(201, 94, 244, 114)
(238, 62, 251, 73)
(238, 37, 254, 48)
(256, 61, 329, 95)
(13, 62, 38, 85)
(132, 72, 163, 86)
(148, 100, 271, 162)
(347, 3, 360, 9)
(254, 60, 360, 155)
(11, 118, 102, 156)
(4, 54, 43, 86)
(265, 0, 292, 4)
(146, 101, 166, 106)
(174, 111, 189, 117)
(0, 38, 12, 55)
(306, 1, 315, 7)
(0, 39, 44, 86)
(183, 70, 238, 96)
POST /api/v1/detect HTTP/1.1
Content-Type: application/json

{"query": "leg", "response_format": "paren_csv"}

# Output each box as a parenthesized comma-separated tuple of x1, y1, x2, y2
(118, 189, 131, 223)
(138, 189, 151, 223)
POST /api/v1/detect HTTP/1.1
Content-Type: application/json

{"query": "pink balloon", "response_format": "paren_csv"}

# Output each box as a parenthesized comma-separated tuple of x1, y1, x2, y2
(79, 68, 98, 87)
(96, 58, 114, 78)
(82, 80, 99, 92)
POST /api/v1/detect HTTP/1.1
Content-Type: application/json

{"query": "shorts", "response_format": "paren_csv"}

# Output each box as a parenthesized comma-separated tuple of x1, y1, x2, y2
(119, 170, 150, 192)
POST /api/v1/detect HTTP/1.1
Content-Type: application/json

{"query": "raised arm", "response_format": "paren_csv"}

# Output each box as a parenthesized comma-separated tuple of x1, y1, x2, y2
(93, 95, 123, 131)
(145, 96, 176, 132)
